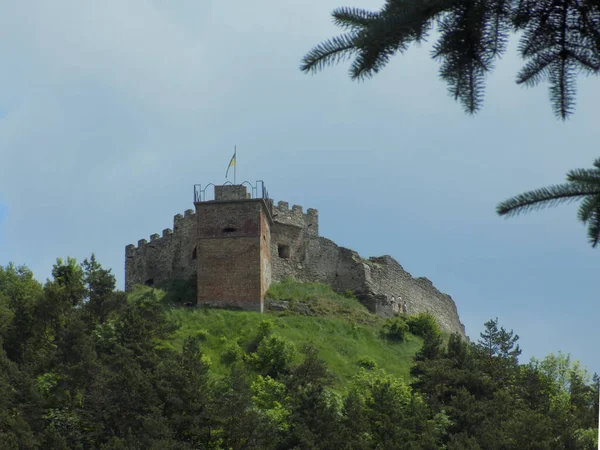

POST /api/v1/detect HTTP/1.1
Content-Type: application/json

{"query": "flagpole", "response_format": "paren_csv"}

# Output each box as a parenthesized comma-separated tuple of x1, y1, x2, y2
(234, 145, 237, 185)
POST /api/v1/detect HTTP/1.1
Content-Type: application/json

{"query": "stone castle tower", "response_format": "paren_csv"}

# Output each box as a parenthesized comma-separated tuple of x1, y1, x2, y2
(195, 184, 273, 311)
(125, 182, 466, 336)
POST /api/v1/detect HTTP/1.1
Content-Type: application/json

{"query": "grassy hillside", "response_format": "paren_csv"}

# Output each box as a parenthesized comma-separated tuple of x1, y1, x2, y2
(160, 280, 424, 387)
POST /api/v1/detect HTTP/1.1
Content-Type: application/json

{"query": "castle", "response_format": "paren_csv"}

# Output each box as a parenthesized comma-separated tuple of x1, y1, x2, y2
(125, 182, 466, 336)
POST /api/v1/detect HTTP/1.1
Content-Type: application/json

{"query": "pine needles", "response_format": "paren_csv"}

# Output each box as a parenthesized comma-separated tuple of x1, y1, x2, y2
(496, 158, 600, 247)
(301, 0, 600, 119)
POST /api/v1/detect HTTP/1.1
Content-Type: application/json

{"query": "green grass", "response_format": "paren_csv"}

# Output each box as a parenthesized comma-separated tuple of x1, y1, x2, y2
(163, 280, 423, 387)
(265, 279, 379, 325)
(167, 308, 422, 386)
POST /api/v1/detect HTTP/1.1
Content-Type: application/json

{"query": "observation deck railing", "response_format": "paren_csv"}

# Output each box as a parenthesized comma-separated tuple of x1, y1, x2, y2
(193, 180, 270, 204)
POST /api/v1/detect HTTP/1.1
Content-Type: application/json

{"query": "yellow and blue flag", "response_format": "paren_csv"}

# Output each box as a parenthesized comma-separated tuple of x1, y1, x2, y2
(225, 147, 236, 178)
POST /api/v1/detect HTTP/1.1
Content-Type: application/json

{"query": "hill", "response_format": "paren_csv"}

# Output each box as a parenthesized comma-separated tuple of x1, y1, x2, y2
(158, 280, 424, 387)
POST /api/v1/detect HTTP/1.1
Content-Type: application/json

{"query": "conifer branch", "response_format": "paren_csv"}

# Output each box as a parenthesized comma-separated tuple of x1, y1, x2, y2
(496, 183, 598, 217)
(300, 34, 359, 73)
(332, 7, 379, 31)
(586, 207, 600, 246)
(577, 195, 600, 222)
(301, 0, 600, 118)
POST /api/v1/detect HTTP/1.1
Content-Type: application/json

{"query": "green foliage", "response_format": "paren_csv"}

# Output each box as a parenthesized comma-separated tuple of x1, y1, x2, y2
(406, 312, 441, 339)
(357, 356, 377, 370)
(0, 260, 598, 449)
(343, 368, 449, 448)
(82, 254, 120, 323)
(302, 0, 600, 119)
(51, 257, 85, 297)
(573, 428, 599, 450)
(220, 340, 244, 365)
(155, 275, 197, 307)
(497, 158, 600, 247)
(250, 335, 296, 378)
(251, 375, 291, 433)
(382, 315, 410, 342)
(168, 308, 421, 384)
(342, 289, 355, 298)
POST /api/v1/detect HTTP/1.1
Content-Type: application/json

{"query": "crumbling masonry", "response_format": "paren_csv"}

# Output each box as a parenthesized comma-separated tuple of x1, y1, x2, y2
(125, 183, 466, 336)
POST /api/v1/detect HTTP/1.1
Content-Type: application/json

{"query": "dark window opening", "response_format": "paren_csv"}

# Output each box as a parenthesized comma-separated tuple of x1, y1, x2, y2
(192, 247, 197, 260)
(145, 278, 154, 287)
(223, 227, 237, 233)
(278, 244, 291, 259)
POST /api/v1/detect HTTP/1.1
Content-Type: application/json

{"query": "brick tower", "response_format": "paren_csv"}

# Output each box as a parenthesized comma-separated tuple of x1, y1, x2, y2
(194, 184, 273, 311)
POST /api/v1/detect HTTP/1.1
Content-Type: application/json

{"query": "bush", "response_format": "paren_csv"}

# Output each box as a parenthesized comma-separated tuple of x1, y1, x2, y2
(156, 275, 197, 306)
(382, 316, 409, 342)
(251, 334, 296, 378)
(406, 313, 441, 339)
(221, 341, 244, 365)
(247, 319, 275, 353)
(343, 289, 356, 299)
(357, 356, 377, 370)
(195, 329, 209, 341)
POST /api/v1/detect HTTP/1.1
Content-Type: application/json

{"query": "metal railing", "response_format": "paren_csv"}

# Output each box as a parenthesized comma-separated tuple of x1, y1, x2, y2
(193, 180, 270, 203)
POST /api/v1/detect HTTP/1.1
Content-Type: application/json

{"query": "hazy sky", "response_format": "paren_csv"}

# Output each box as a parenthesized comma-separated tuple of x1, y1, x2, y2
(1, 1, 598, 374)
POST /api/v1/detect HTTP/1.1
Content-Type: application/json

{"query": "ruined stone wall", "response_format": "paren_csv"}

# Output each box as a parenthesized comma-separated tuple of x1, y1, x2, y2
(125, 196, 465, 336)
(362, 256, 466, 335)
(125, 209, 197, 291)
(266, 201, 465, 335)
(270, 201, 320, 282)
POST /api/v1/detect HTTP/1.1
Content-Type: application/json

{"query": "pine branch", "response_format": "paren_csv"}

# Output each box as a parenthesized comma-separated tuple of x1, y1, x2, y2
(496, 183, 599, 217)
(332, 7, 379, 31)
(516, 52, 556, 86)
(567, 168, 600, 184)
(549, 56, 577, 119)
(300, 34, 359, 73)
(587, 207, 600, 247)
(300, 0, 600, 118)
(433, 1, 492, 113)
(577, 195, 600, 222)
(484, 0, 513, 56)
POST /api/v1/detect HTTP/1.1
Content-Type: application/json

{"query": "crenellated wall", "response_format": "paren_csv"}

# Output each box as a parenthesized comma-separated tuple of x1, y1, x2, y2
(271, 201, 319, 236)
(125, 209, 197, 291)
(125, 194, 466, 336)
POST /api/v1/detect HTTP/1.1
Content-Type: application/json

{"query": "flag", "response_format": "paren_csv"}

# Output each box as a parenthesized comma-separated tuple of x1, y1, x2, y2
(226, 148, 236, 178)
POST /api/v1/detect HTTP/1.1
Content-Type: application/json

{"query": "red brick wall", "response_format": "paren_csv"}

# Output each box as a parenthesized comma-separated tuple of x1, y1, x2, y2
(259, 210, 272, 309)
(195, 200, 269, 310)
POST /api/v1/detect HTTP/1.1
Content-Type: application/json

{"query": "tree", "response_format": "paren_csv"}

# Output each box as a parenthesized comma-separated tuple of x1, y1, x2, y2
(301, 0, 600, 120)
(82, 254, 120, 323)
(475, 318, 521, 389)
(281, 345, 343, 449)
(497, 158, 600, 247)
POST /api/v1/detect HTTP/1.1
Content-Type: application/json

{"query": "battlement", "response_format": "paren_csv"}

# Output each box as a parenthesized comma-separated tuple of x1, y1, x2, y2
(125, 207, 198, 291)
(273, 201, 319, 236)
(127, 209, 197, 252)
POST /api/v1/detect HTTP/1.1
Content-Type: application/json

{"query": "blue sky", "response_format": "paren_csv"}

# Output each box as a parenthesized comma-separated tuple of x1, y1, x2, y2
(0, 1, 598, 374)
(0, 203, 5, 238)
